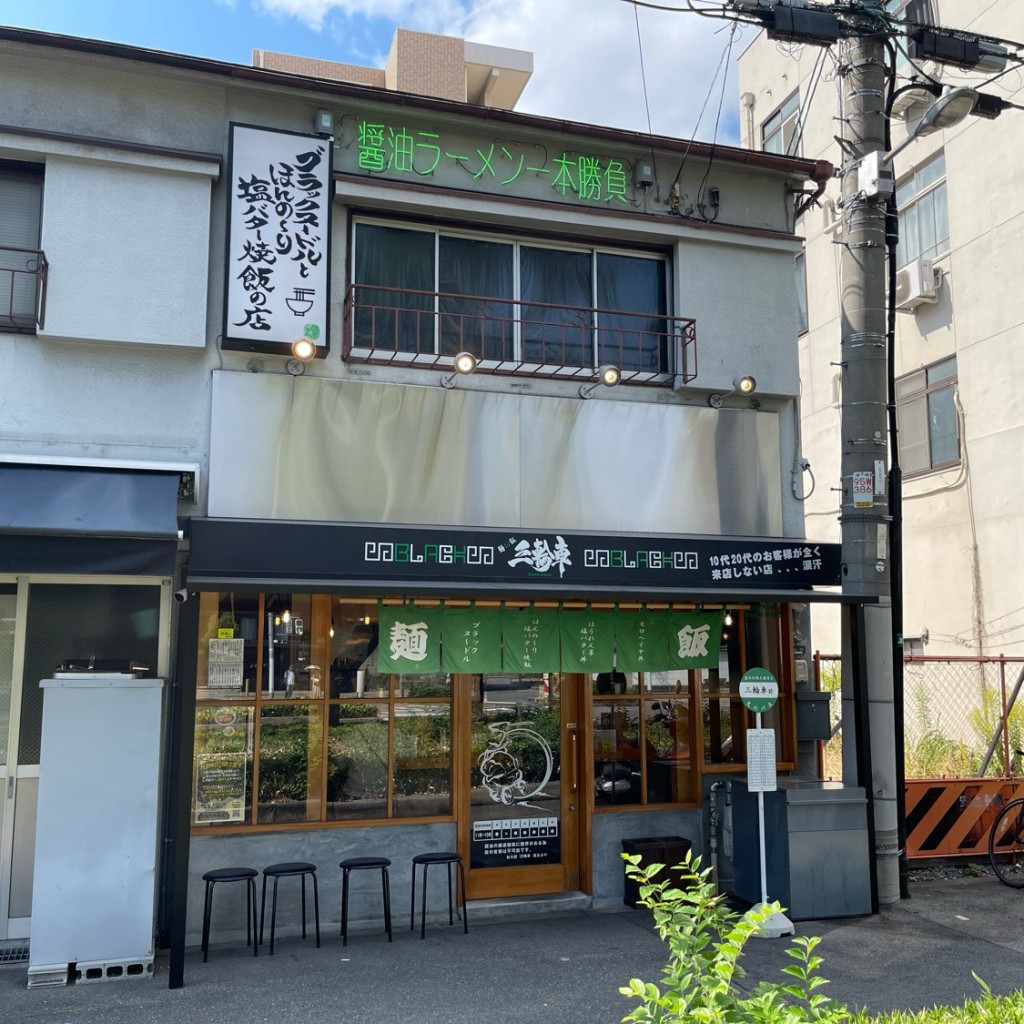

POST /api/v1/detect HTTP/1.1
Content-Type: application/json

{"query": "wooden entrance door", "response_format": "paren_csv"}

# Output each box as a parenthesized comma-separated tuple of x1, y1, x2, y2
(458, 673, 582, 899)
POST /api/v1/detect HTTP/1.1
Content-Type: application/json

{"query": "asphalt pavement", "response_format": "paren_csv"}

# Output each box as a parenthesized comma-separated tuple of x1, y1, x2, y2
(2, 873, 1023, 1024)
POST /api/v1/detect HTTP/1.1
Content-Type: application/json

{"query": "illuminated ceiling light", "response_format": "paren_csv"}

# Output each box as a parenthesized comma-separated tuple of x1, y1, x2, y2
(441, 351, 478, 389)
(579, 364, 622, 399)
(725, 611, 734, 627)
(281, 609, 291, 624)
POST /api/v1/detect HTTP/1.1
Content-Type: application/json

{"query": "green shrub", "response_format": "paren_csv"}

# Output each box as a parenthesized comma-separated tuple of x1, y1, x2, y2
(620, 851, 850, 1023)
(622, 853, 1024, 1024)
(849, 978, 1024, 1023)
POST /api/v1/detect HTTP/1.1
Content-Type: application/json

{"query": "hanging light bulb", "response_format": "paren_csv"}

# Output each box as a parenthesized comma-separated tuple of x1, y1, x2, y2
(282, 609, 291, 624)
(724, 611, 734, 627)
(329, 620, 335, 639)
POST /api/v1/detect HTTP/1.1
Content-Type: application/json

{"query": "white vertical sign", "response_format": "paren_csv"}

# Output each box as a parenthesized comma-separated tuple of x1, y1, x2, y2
(225, 124, 331, 347)
(746, 728, 777, 792)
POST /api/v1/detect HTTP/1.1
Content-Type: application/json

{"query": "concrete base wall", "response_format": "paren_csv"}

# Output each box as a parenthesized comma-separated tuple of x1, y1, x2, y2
(591, 810, 702, 908)
(189, 810, 704, 946)
(188, 822, 456, 949)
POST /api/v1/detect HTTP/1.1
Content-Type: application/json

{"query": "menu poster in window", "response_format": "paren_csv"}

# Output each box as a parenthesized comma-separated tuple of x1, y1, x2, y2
(224, 123, 331, 350)
(471, 815, 560, 868)
(194, 752, 248, 823)
(208, 638, 244, 691)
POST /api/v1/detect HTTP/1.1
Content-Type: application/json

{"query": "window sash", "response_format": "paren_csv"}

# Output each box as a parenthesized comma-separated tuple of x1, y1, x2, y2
(352, 220, 670, 372)
(896, 154, 949, 266)
(762, 93, 800, 156)
(897, 358, 959, 475)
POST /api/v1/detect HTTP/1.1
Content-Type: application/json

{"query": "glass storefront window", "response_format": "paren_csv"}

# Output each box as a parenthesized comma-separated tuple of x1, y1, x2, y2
(191, 595, 793, 830)
(196, 592, 261, 700)
(327, 703, 388, 821)
(394, 704, 451, 817)
(193, 594, 453, 829)
(193, 704, 254, 825)
(257, 703, 324, 824)
(592, 678, 697, 808)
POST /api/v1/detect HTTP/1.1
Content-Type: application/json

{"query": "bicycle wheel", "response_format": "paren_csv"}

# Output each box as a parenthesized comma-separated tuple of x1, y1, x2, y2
(989, 798, 1024, 888)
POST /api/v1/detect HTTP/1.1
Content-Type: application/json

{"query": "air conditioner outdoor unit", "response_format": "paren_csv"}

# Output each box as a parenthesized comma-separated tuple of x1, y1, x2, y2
(894, 258, 940, 312)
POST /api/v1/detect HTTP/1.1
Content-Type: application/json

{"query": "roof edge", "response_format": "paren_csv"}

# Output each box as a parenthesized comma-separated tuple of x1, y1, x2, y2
(0, 24, 832, 181)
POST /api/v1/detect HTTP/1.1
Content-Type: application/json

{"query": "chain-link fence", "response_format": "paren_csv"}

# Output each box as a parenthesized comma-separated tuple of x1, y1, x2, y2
(814, 653, 1024, 781)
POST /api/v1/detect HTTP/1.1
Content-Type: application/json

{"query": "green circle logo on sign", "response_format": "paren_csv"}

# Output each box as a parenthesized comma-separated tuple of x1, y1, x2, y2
(739, 667, 778, 713)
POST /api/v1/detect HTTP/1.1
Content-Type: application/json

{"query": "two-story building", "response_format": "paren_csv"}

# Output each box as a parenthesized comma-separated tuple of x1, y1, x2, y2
(0, 23, 855, 981)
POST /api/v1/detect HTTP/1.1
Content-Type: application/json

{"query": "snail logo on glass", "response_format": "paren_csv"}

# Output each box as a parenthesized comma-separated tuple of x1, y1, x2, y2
(478, 722, 553, 808)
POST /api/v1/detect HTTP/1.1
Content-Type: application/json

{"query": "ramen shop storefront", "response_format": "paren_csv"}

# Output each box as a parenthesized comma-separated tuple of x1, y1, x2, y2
(175, 518, 840, 940)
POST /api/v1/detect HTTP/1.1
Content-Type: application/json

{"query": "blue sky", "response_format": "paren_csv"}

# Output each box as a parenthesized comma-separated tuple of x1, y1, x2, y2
(0, 0, 743, 142)
(1, 0, 394, 67)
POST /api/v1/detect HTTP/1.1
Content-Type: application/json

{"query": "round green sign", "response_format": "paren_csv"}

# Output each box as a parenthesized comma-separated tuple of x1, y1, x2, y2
(739, 667, 778, 713)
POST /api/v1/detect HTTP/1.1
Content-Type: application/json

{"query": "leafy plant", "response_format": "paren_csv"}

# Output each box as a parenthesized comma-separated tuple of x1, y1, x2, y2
(620, 851, 850, 1023)
(968, 686, 1024, 777)
(906, 683, 976, 779)
(848, 976, 1024, 1023)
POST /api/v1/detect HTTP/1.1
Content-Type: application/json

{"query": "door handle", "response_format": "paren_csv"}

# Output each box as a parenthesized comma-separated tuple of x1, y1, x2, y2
(567, 725, 578, 794)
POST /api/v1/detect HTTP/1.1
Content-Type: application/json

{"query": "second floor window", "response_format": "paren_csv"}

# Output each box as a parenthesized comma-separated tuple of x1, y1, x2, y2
(0, 164, 44, 333)
(897, 152, 948, 267)
(761, 92, 800, 156)
(350, 221, 671, 374)
(896, 356, 959, 476)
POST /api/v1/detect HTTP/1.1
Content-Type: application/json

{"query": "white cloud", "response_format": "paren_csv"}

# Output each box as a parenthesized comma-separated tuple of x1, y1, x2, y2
(256, 0, 747, 143)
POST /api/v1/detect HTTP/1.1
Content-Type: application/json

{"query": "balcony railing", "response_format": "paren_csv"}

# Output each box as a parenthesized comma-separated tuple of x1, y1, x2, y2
(343, 284, 697, 386)
(0, 245, 47, 334)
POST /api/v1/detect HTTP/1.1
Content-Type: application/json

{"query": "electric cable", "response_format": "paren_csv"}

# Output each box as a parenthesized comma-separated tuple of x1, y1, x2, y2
(632, 0, 660, 187)
(695, 20, 739, 220)
(669, 24, 737, 198)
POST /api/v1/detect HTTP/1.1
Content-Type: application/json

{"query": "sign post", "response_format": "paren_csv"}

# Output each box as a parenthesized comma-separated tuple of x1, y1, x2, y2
(739, 667, 794, 939)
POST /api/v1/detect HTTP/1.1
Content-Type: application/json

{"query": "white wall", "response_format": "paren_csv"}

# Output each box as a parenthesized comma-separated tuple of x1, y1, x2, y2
(39, 155, 214, 347)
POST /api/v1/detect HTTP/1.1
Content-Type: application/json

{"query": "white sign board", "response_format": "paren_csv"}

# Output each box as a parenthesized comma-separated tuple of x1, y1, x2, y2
(852, 470, 873, 508)
(225, 124, 331, 348)
(746, 728, 777, 792)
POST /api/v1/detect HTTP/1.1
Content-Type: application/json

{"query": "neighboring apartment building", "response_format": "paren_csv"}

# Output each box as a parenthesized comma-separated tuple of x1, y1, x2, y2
(0, 24, 856, 981)
(738, 1, 1024, 661)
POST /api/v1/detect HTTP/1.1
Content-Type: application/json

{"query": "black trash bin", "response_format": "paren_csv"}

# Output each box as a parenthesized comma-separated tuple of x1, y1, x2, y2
(621, 835, 692, 908)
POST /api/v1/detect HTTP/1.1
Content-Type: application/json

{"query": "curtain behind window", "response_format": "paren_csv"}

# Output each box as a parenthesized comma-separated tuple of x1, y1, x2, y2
(353, 224, 434, 353)
(520, 247, 592, 366)
(438, 236, 514, 360)
(596, 254, 667, 373)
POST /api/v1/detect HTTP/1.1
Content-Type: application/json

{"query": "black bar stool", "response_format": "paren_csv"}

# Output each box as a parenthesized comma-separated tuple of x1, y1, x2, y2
(339, 856, 393, 945)
(410, 851, 468, 939)
(259, 861, 321, 955)
(201, 867, 259, 962)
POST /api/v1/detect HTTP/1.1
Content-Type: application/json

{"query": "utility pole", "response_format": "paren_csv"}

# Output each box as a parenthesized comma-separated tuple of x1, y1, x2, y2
(836, 4, 900, 905)
(729, 0, 1017, 908)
